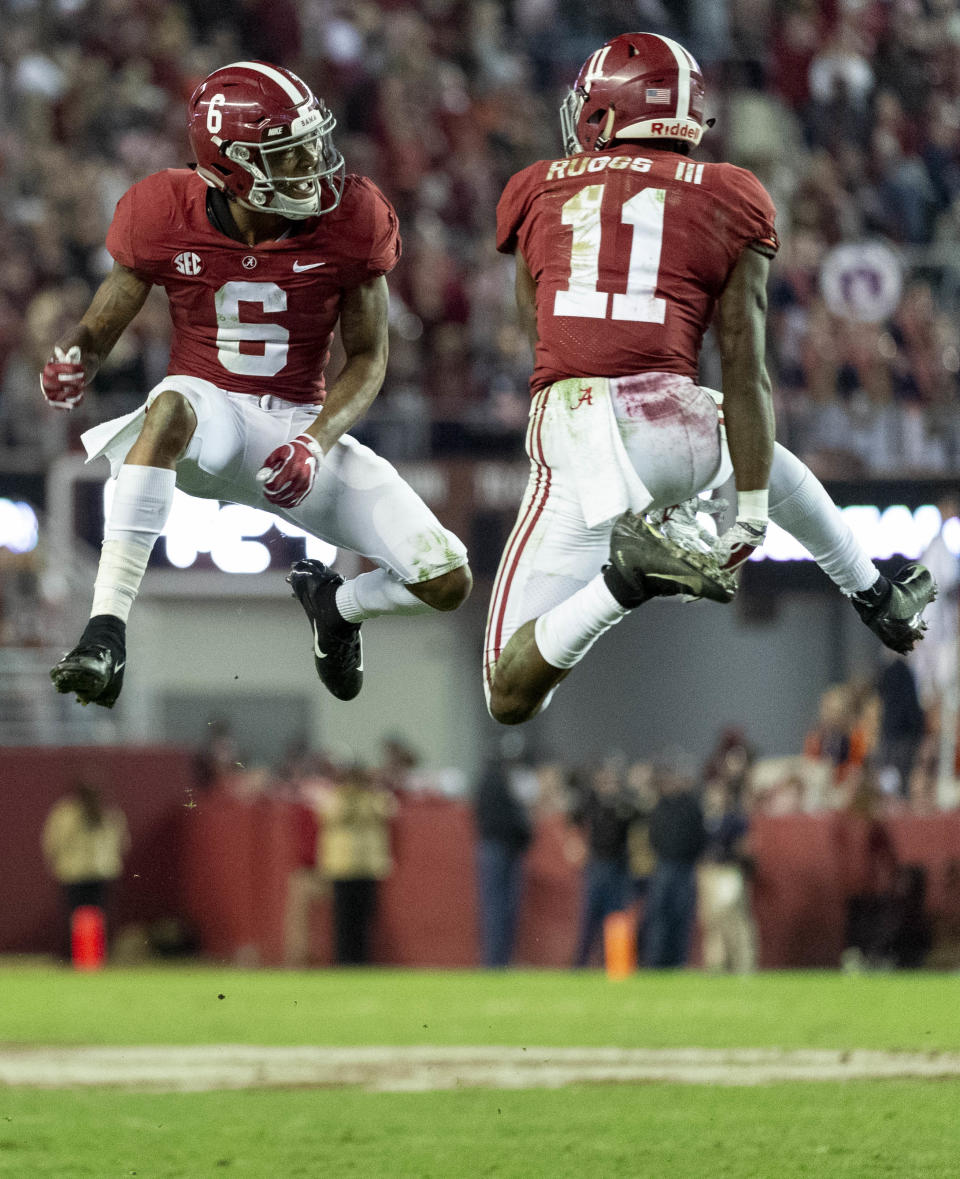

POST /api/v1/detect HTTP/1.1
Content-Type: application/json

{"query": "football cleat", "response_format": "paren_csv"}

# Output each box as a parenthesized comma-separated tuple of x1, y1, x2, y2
(287, 559, 363, 700)
(50, 616, 126, 708)
(603, 510, 738, 609)
(849, 563, 937, 655)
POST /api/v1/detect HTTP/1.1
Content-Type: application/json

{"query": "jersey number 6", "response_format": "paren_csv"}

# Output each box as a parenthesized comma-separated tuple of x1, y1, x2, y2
(554, 184, 667, 323)
(215, 281, 291, 376)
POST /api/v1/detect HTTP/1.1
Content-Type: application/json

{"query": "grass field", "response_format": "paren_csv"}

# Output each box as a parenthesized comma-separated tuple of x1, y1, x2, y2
(1, 966, 959, 1177)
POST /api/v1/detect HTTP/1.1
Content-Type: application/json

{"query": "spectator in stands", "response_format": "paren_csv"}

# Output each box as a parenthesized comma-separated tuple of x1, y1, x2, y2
(804, 681, 874, 790)
(41, 781, 130, 959)
(702, 727, 756, 802)
(624, 760, 657, 946)
(698, 775, 757, 973)
(318, 764, 397, 966)
(645, 753, 707, 969)
(472, 732, 534, 968)
(569, 757, 639, 969)
(876, 655, 926, 798)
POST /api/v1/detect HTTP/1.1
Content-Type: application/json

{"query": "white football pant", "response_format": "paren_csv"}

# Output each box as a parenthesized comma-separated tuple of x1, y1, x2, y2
(82, 375, 468, 585)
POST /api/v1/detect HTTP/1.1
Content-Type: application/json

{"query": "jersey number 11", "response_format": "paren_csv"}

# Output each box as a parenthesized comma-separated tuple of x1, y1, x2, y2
(554, 184, 667, 324)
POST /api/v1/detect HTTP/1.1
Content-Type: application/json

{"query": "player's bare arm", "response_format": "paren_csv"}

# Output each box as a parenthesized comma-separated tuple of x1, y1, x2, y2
(307, 274, 389, 454)
(712, 246, 776, 572)
(716, 247, 775, 497)
(515, 252, 538, 354)
(73, 263, 152, 364)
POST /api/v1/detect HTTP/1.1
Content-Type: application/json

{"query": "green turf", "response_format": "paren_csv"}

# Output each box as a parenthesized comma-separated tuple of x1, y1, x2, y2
(2, 966, 959, 1177)
(1, 1081, 958, 1177)
(1, 966, 959, 1050)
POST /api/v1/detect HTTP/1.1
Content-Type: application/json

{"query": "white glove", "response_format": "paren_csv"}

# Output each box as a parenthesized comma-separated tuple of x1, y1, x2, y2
(715, 519, 767, 573)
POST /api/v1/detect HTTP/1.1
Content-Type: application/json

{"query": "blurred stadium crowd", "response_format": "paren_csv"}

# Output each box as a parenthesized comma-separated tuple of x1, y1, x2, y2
(3, 0, 960, 475)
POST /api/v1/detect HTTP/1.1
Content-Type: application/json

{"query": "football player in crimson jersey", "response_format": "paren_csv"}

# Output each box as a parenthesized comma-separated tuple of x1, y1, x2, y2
(43, 61, 471, 708)
(484, 31, 936, 726)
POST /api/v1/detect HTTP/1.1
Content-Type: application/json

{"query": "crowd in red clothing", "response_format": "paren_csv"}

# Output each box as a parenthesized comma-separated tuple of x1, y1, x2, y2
(2, 1, 960, 474)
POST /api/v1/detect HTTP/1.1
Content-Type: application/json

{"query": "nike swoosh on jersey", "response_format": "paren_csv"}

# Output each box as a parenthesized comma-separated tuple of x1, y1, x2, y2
(292, 260, 327, 272)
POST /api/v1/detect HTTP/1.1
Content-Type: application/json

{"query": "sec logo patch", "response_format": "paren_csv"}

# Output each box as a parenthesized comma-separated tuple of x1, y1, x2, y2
(172, 251, 203, 276)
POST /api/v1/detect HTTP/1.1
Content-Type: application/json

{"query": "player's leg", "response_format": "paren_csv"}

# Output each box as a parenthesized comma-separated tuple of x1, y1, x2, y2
(281, 431, 471, 699)
(768, 443, 937, 653)
(486, 381, 731, 725)
(483, 423, 618, 725)
(50, 388, 198, 707)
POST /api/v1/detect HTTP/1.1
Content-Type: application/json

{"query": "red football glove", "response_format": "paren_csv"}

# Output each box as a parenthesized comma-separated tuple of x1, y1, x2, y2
(715, 519, 767, 573)
(41, 345, 86, 410)
(256, 433, 324, 508)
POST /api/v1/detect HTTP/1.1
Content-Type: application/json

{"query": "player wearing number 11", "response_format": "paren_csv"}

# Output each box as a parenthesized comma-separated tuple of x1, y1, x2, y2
(43, 61, 471, 708)
(484, 31, 936, 725)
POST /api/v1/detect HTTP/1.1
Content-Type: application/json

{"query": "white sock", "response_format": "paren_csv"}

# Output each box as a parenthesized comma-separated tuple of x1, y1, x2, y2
(769, 445, 878, 595)
(335, 568, 434, 622)
(90, 465, 176, 622)
(534, 574, 629, 670)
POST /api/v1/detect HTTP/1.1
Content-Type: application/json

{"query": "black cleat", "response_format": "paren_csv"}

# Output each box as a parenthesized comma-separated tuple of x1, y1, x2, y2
(603, 510, 738, 608)
(50, 615, 126, 708)
(287, 559, 363, 700)
(850, 563, 937, 655)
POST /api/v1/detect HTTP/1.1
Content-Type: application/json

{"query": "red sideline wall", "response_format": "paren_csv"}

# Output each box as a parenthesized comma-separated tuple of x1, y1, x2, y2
(5, 748, 960, 966)
(2, 746, 197, 954)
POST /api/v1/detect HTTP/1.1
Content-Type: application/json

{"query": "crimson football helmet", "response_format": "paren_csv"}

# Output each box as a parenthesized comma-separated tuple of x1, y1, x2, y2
(560, 32, 706, 155)
(188, 61, 345, 219)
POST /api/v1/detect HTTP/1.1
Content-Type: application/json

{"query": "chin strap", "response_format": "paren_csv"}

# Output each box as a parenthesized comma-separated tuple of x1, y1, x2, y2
(596, 105, 617, 149)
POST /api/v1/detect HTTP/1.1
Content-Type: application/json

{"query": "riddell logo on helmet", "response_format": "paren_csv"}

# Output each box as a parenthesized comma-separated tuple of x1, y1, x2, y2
(649, 121, 698, 139)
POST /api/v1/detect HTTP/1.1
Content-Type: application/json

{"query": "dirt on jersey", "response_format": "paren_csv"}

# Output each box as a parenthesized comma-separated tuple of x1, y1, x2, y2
(497, 145, 778, 394)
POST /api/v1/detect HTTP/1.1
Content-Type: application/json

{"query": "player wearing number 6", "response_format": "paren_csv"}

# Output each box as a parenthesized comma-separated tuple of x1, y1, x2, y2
(43, 61, 471, 708)
(484, 31, 935, 725)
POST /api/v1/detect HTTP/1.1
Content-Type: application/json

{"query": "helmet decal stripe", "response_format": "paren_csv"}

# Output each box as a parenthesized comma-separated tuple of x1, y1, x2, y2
(650, 35, 691, 123)
(225, 60, 305, 104)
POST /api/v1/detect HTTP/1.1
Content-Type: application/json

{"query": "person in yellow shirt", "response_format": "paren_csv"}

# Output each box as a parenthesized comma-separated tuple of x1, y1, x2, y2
(41, 782, 130, 958)
(319, 765, 397, 965)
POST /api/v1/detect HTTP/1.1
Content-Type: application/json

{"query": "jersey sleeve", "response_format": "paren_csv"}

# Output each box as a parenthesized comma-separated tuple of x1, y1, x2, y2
(726, 165, 780, 258)
(105, 186, 145, 274)
(352, 177, 402, 280)
(104, 178, 165, 281)
(496, 169, 533, 255)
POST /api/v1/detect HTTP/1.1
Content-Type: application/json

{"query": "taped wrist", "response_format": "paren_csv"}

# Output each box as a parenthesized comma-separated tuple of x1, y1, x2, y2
(736, 489, 768, 523)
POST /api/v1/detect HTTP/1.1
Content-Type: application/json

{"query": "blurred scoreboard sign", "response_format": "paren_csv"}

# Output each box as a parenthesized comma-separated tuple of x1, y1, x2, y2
(820, 240, 903, 323)
(0, 499, 39, 553)
(758, 504, 959, 563)
(59, 459, 959, 585)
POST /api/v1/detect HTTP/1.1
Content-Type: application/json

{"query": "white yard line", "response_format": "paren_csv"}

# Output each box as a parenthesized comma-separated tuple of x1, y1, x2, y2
(2, 1046, 960, 1092)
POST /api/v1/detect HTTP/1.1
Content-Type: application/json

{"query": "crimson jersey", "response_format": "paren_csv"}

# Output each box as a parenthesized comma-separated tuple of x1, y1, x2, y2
(106, 169, 400, 404)
(496, 145, 778, 394)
